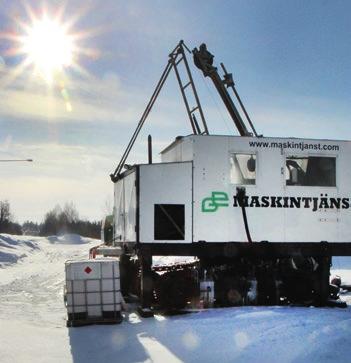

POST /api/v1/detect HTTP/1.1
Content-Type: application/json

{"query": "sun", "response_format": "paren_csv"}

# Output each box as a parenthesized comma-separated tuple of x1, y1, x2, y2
(1, 4, 99, 113)
(1, 4, 99, 86)
(21, 16, 74, 82)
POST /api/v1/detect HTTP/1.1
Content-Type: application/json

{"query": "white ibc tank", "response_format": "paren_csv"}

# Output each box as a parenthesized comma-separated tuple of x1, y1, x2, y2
(65, 258, 121, 323)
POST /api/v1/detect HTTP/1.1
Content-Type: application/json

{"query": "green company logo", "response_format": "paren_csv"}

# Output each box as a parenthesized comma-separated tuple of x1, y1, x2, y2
(202, 191, 229, 212)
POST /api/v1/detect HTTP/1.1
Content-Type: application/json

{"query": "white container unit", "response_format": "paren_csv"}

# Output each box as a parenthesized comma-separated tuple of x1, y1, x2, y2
(114, 134, 351, 245)
(65, 258, 122, 326)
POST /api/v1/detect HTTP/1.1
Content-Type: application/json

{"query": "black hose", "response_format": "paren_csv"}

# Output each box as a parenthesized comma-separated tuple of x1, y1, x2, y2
(236, 187, 253, 243)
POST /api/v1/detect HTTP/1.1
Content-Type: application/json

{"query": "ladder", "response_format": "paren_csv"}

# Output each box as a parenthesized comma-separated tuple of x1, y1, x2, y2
(170, 41, 208, 135)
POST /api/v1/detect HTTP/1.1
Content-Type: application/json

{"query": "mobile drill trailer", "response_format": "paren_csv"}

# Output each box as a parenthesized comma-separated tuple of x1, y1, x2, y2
(107, 41, 351, 314)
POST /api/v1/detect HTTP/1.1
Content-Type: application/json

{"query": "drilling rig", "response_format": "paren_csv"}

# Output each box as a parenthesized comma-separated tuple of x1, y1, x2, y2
(102, 41, 351, 315)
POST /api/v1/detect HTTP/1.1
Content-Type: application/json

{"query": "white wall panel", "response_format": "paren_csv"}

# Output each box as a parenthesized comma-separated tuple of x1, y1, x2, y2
(139, 162, 193, 243)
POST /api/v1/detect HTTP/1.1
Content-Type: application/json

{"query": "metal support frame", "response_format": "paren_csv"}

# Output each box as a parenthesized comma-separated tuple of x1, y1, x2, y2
(137, 241, 351, 258)
(134, 241, 351, 311)
(110, 40, 208, 182)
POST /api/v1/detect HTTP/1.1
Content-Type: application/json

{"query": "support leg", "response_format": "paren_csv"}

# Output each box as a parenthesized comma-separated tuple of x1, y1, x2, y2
(314, 256, 331, 306)
(138, 251, 154, 317)
(119, 253, 130, 296)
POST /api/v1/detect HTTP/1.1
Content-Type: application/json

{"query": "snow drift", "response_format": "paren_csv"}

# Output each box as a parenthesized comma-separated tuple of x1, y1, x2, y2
(0, 233, 94, 268)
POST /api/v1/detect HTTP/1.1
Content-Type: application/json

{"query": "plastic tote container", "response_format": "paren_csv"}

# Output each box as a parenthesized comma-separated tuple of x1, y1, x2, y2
(65, 258, 122, 326)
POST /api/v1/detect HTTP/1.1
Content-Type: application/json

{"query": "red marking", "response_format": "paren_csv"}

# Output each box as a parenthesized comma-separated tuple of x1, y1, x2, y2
(84, 266, 92, 274)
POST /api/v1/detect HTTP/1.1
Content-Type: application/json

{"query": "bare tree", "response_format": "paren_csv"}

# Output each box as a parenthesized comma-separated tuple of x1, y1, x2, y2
(0, 200, 22, 234)
(63, 202, 79, 224)
(40, 202, 100, 238)
(102, 195, 113, 216)
(0, 200, 11, 226)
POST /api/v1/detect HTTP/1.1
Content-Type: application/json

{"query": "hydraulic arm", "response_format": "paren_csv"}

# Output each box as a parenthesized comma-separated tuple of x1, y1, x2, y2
(193, 44, 258, 137)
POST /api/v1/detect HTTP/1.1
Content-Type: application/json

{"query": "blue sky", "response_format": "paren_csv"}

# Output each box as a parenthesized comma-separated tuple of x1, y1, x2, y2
(1, 0, 351, 222)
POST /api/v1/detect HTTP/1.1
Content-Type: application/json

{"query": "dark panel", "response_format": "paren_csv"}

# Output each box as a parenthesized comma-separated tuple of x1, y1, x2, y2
(154, 204, 185, 240)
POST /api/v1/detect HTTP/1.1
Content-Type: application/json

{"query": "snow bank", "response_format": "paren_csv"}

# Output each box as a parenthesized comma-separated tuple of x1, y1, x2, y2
(0, 234, 40, 267)
(47, 233, 93, 245)
(0, 233, 96, 268)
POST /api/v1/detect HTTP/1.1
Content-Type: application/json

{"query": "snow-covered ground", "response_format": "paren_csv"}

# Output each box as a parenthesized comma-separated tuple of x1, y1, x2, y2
(1, 234, 351, 363)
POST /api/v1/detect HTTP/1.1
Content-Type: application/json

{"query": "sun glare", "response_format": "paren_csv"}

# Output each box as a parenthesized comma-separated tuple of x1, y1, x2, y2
(1, 3, 98, 86)
(2, 3, 99, 112)
(22, 16, 74, 82)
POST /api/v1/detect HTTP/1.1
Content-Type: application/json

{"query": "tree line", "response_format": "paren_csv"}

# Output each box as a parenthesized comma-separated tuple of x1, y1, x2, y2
(0, 200, 101, 239)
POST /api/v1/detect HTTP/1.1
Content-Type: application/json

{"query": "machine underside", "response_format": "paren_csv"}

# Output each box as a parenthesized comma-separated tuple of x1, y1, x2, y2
(115, 242, 349, 314)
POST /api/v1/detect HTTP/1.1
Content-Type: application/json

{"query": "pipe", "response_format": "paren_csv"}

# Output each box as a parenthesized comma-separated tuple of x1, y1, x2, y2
(236, 187, 253, 243)
(148, 135, 152, 164)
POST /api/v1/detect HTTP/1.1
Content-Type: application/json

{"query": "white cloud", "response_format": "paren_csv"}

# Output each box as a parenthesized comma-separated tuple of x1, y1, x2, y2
(0, 68, 143, 124)
(0, 63, 193, 139)
(0, 140, 153, 223)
